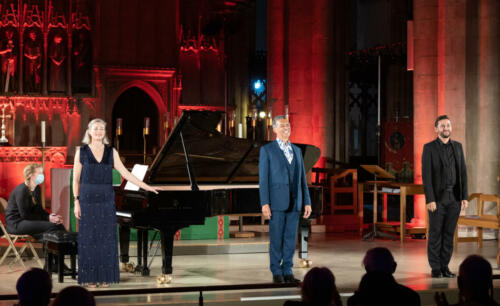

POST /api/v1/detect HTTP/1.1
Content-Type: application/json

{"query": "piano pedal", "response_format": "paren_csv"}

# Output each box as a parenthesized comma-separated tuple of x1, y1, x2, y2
(157, 274, 172, 284)
(299, 259, 312, 268)
(121, 262, 135, 273)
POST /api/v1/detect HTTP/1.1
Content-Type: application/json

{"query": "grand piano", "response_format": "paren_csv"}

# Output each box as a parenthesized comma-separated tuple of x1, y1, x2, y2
(115, 111, 322, 283)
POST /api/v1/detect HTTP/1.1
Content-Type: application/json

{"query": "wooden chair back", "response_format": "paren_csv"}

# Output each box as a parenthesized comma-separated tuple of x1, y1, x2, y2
(476, 194, 500, 218)
(0, 197, 7, 215)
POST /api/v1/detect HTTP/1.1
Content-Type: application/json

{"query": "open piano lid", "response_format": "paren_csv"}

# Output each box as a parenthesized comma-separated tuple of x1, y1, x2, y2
(147, 111, 321, 185)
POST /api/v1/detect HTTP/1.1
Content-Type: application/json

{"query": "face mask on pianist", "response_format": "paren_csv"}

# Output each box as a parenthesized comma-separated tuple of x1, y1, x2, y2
(35, 174, 44, 185)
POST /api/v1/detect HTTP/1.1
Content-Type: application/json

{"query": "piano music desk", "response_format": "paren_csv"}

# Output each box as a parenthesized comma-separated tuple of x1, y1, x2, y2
(358, 181, 426, 243)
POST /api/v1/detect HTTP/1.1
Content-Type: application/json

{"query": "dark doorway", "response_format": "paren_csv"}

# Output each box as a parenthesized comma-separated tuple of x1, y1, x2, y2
(111, 87, 158, 166)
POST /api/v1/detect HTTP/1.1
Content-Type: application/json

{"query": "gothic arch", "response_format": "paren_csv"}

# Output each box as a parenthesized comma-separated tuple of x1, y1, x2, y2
(111, 80, 166, 114)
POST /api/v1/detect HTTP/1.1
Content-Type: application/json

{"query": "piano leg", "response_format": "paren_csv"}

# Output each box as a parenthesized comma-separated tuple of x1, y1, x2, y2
(298, 217, 312, 268)
(155, 229, 176, 284)
(141, 230, 150, 276)
(119, 225, 131, 264)
(119, 225, 135, 273)
(134, 229, 150, 276)
(159, 229, 175, 275)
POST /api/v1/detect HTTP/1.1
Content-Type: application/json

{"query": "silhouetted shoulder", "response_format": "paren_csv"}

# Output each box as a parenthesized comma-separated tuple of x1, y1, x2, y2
(283, 301, 311, 306)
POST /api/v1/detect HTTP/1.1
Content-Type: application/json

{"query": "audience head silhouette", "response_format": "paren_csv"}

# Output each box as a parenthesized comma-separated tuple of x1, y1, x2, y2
(16, 268, 52, 306)
(301, 267, 341, 306)
(458, 255, 494, 303)
(52, 286, 96, 306)
(362, 247, 397, 274)
(347, 247, 421, 306)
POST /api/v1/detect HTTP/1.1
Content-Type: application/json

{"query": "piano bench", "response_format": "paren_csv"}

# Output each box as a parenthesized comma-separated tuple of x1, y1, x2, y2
(43, 231, 78, 283)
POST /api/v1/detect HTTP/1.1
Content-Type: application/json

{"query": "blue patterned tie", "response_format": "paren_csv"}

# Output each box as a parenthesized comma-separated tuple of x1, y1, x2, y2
(277, 139, 293, 164)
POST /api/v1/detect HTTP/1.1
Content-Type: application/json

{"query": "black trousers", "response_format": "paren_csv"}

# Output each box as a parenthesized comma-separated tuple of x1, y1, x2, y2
(7, 220, 64, 241)
(427, 191, 461, 271)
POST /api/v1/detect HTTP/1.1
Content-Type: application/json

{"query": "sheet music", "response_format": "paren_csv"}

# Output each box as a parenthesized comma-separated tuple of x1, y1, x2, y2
(381, 187, 400, 194)
(124, 164, 148, 191)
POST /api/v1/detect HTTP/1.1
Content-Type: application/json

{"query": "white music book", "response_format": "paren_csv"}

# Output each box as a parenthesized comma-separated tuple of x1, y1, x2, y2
(124, 164, 148, 191)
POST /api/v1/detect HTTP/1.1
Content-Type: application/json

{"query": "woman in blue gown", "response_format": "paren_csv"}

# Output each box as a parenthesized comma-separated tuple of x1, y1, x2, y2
(72, 118, 158, 287)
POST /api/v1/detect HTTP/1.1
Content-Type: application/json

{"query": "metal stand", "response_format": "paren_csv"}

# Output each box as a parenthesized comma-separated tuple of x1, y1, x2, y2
(362, 173, 396, 241)
(143, 128, 148, 164)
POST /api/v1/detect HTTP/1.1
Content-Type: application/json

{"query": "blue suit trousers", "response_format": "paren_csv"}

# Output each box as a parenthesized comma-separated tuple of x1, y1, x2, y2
(269, 210, 300, 276)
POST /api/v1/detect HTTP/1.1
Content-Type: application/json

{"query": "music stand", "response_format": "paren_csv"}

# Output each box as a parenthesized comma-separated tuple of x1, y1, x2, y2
(360, 165, 396, 241)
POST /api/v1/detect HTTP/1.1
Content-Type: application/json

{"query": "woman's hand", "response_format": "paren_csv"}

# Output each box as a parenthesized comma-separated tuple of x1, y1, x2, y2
(49, 214, 63, 224)
(143, 184, 159, 194)
(74, 202, 81, 220)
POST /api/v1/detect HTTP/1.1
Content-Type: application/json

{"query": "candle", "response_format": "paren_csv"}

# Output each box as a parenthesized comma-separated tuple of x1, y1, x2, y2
(165, 112, 170, 129)
(41, 121, 46, 144)
(238, 123, 243, 138)
(143, 117, 150, 136)
(116, 118, 122, 136)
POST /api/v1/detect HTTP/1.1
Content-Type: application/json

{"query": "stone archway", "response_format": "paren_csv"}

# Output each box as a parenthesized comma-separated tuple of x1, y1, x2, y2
(110, 80, 166, 115)
(111, 87, 159, 165)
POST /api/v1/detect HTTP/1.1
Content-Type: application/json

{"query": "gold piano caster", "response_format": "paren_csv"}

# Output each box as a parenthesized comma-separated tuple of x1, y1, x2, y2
(157, 274, 172, 285)
(299, 259, 312, 268)
(121, 262, 135, 273)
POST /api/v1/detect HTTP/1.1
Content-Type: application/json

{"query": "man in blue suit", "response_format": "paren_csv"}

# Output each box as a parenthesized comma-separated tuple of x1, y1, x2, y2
(259, 115, 312, 284)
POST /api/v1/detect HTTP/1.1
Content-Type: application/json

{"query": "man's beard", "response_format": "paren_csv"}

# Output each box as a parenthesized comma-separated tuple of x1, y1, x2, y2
(439, 131, 451, 138)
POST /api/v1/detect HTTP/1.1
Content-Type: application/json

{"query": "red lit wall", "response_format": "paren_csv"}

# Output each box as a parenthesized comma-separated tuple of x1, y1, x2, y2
(267, 0, 332, 167)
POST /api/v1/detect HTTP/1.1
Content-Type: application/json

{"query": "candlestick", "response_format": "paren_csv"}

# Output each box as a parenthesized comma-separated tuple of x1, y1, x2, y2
(164, 112, 170, 130)
(116, 118, 122, 136)
(164, 112, 170, 141)
(36, 147, 49, 209)
(115, 118, 122, 152)
(41, 121, 46, 147)
(0, 107, 12, 144)
(143, 134, 147, 164)
(266, 110, 273, 141)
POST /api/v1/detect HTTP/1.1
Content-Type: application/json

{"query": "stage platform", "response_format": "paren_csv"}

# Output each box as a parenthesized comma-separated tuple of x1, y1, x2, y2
(0, 232, 500, 305)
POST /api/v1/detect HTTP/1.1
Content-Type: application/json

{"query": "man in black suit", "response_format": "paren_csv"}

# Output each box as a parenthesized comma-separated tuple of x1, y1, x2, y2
(422, 115, 468, 278)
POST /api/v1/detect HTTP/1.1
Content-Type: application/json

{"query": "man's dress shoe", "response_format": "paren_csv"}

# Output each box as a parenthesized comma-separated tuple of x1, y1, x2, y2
(283, 274, 300, 284)
(441, 269, 456, 278)
(431, 270, 443, 278)
(273, 275, 285, 283)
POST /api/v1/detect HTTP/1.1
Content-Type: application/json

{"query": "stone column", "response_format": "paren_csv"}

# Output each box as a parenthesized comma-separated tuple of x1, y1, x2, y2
(467, 0, 500, 196)
(438, 0, 467, 144)
(310, 0, 332, 161)
(413, 0, 439, 224)
(267, 0, 334, 165)
(267, 0, 286, 116)
(287, 0, 313, 145)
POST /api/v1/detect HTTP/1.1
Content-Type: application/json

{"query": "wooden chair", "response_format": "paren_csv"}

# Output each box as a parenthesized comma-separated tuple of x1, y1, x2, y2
(311, 167, 335, 213)
(0, 197, 43, 269)
(329, 169, 358, 215)
(455, 194, 500, 248)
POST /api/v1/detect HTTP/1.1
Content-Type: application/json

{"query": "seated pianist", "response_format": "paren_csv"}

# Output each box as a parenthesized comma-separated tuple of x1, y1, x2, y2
(5, 163, 64, 238)
(5, 163, 67, 271)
